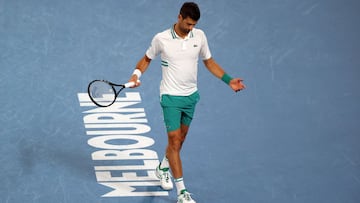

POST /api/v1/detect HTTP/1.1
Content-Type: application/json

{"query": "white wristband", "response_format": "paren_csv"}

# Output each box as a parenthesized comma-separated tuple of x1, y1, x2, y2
(132, 69, 142, 78)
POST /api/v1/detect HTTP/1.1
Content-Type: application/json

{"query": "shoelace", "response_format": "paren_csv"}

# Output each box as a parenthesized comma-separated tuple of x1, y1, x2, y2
(183, 192, 193, 201)
(162, 171, 171, 182)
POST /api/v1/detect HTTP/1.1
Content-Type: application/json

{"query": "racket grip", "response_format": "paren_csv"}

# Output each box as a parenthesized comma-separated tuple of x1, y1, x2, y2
(124, 80, 140, 88)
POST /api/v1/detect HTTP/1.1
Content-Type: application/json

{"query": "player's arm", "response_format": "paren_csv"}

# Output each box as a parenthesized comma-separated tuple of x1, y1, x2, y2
(203, 57, 246, 92)
(129, 55, 152, 87)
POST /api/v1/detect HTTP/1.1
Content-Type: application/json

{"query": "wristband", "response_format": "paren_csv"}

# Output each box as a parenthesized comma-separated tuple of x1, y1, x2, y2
(221, 73, 233, 85)
(132, 69, 142, 79)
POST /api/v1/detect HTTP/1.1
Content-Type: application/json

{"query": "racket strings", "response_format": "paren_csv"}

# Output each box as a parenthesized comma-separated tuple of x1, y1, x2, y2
(88, 81, 117, 106)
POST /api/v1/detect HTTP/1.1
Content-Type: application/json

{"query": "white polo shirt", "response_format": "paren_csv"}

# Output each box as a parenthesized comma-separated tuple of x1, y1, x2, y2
(146, 26, 212, 96)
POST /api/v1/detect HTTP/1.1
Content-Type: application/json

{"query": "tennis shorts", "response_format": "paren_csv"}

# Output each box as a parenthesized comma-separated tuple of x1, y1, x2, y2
(160, 91, 200, 132)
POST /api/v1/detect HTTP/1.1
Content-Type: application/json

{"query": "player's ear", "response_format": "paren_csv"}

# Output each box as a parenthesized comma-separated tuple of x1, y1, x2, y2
(178, 14, 183, 21)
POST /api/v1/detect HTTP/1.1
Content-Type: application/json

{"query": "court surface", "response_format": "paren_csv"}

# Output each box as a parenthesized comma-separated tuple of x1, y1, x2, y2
(1, 0, 360, 202)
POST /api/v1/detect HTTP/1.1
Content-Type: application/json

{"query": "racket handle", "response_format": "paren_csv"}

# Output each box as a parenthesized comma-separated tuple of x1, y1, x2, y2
(124, 80, 140, 88)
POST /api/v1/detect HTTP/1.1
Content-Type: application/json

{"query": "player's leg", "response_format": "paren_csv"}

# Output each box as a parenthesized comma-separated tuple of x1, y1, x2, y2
(156, 105, 181, 190)
(166, 125, 188, 179)
(159, 112, 191, 193)
(169, 99, 198, 202)
(173, 93, 199, 203)
(158, 93, 198, 203)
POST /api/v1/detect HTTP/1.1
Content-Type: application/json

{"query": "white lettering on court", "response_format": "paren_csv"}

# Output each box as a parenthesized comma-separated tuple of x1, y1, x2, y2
(77, 92, 168, 197)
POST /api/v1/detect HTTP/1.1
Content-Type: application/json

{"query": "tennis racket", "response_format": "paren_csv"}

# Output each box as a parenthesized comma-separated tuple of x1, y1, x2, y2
(87, 80, 137, 107)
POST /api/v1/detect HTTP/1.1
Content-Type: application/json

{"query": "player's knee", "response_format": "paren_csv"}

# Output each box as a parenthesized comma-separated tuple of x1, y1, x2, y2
(167, 134, 183, 152)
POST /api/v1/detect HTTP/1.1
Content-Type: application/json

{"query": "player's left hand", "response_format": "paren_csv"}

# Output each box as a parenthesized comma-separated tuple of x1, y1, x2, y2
(230, 78, 246, 92)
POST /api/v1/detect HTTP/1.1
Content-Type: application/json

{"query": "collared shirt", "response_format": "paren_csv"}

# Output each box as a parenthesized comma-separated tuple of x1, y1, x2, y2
(146, 26, 212, 96)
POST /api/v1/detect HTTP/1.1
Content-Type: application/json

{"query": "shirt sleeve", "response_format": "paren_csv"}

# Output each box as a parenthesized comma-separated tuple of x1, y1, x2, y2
(145, 34, 161, 60)
(200, 31, 212, 60)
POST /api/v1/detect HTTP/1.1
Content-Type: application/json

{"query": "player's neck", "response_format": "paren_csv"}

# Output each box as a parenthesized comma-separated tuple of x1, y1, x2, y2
(174, 23, 187, 39)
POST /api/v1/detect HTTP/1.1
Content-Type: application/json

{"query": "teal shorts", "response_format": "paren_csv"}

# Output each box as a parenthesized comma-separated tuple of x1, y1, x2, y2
(160, 91, 200, 132)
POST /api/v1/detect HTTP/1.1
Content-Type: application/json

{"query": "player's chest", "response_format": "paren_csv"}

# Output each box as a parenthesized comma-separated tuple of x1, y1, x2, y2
(161, 39, 201, 60)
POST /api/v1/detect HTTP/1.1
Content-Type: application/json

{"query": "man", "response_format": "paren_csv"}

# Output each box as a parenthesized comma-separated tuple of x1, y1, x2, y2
(128, 2, 245, 203)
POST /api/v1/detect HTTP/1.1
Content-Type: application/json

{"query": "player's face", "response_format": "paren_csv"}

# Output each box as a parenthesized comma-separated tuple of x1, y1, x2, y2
(178, 15, 197, 35)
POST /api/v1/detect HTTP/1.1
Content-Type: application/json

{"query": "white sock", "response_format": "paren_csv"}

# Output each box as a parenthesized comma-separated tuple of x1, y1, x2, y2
(160, 156, 169, 169)
(174, 177, 186, 195)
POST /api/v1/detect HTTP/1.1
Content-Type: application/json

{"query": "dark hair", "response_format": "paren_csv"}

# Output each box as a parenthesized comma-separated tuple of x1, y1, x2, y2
(180, 2, 200, 21)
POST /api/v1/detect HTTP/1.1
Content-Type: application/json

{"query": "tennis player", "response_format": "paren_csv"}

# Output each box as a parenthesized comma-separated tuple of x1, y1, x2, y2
(128, 2, 245, 202)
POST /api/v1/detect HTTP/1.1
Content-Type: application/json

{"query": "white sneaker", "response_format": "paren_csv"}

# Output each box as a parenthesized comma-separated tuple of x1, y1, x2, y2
(155, 164, 173, 190)
(177, 190, 196, 203)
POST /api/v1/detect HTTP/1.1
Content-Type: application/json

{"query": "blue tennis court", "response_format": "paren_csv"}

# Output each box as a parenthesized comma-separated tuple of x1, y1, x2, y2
(1, 0, 359, 202)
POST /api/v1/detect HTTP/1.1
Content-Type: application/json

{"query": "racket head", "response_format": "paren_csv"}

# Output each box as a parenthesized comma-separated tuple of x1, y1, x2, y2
(87, 80, 117, 107)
